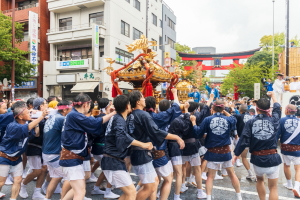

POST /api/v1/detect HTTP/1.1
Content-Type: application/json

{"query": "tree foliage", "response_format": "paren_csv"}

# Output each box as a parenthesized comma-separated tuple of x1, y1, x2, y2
(259, 32, 300, 54)
(0, 13, 36, 85)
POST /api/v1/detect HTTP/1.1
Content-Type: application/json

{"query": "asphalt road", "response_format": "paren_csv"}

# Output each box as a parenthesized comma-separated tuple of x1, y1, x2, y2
(0, 158, 297, 200)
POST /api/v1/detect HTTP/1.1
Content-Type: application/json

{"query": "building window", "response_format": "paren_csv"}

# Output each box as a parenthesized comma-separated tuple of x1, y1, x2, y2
(152, 13, 157, 26)
(168, 18, 175, 30)
(160, 19, 162, 28)
(89, 12, 104, 25)
(152, 39, 157, 51)
(159, 36, 163, 50)
(167, 37, 175, 49)
(116, 48, 134, 64)
(121, 21, 130, 37)
(125, 0, 130, 2)
(59, 17, 72, 31)
(23, 31, 29, 41)
(134, 0, 140, 11)
(18, 0, 38, 9)
(58, 48, 93, 61)
(133, 28, 143, 40)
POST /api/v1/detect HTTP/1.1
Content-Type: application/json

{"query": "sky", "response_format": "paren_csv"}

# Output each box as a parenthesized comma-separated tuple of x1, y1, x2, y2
(163, 0, 300, 53)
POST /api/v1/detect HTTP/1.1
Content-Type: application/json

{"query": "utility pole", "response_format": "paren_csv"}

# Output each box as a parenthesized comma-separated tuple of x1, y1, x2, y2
(285, 0, 289, 77)
(146, 0, 149, 38)
(11, 0, 16, 101)
(272, 0, 275, 70)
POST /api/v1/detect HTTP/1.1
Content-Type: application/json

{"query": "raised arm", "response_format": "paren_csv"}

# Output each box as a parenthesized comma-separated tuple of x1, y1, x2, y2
(28, 109, 48, 131)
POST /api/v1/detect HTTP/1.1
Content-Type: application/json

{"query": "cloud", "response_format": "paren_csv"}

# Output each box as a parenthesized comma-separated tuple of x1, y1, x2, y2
(163, 0, 300, 53)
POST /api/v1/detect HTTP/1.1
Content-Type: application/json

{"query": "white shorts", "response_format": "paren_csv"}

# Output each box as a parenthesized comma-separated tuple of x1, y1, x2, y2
(42, 154, 64, 178)
(170, 156, 183, 166)
(62, 165, 85, 181)
(253, 165, 279, 179)
(83, 160, 91, 172)
(199, 146, 207, 157)
(207, 160, 233, 170)
(155, 161, 173, 177)
(103, 170, 132, 188)
(93, 155, 103, 163)
(282, 155, 300, 166)
(132, 161, 157, 184)
(0, 162, 23, 177)
(27, 156, 42, 169)
(182, 153, 201, 166)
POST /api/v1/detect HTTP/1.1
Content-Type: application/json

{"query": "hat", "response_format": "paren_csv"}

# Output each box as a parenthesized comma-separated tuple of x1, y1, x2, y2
(33, 98, 45, 110)
(276, 73, 284, 76)
(292, 76, 298, 79)
(253, 99, 258, 102)
(48, 101, 58, 109)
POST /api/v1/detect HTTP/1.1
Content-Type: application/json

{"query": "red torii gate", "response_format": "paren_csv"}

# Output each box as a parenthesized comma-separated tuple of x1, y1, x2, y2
(178, 47, 261, 70)
(177, 47, 261, 99)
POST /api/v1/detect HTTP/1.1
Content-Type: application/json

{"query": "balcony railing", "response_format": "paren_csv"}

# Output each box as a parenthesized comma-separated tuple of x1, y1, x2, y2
(47, 21, 104, 33)
(2, 3, 39, 14)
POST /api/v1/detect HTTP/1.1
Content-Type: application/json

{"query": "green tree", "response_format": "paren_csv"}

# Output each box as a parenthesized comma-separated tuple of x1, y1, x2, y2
(259, 32, 300, 54)
(0, 13, 36, 85)
(220, 66, 262, 98)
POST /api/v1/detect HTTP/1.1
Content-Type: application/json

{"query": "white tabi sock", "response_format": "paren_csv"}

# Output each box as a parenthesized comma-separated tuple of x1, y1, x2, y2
(186, 177, 190, 182)
(174, 194, 180, 200)
(44, 198, 51, 200)
(34, 188, 41, 192)
(207, 195, 212, 200)
(10, 199, 16, 200)
(190, 175, 195, 181)
(295, 181, 300, 190)
(236, 193, 242, 200)
(21, 182, 26, 187)
(105, 188, 111, 195)
(202, 172, 206, 176)
(247, 169, 253, 176)
(93, 185, 99, 190)
(136, 185, 141, 191)
(197, 189, 203, 193)
(181, 183, 186, 188)
(287, 179, 293, 187)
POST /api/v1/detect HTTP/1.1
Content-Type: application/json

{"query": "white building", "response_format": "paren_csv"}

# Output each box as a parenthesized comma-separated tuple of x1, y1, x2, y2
(43, 0, 175, 100)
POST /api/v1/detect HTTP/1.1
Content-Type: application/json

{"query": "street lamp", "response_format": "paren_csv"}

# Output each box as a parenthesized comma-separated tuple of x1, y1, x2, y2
(272, 0, 275, 70)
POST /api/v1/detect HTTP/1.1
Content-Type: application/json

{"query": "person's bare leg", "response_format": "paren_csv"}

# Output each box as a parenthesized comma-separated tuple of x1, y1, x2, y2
(173, 165, 182, 195)
(119, 184, 136, 200)
(95, 172, 105, 187)
(268, 178, 278, 200)
(136, 177, 158, 200)
(193, 166, 202, 189)
(36, 165, 47, 188)
(159, 173, 173, 200)
(241, 149, 250, 170)
(63, 179, 85, 200)
(0, 176, 6, 191)
(125, 157, 132, 172)
(225, 167, 240, 193)
(284, 163, 292, 180)
(182, 162, 187, 185)
(11, 176, 22, 199)
(91, 161, 100, 173)
(23, 169, 41, 185)
(201, 159, 207, 173)
(84, 171, 91, 180)
(61, 180, 71, 199)
(206, 168, 216, 195)
(256, 176, 266, 200)
(22, 153, 27, 170)
(185, 162, 191, 181)
(295, 165, 300, 182)
(45, 177, 62, 199)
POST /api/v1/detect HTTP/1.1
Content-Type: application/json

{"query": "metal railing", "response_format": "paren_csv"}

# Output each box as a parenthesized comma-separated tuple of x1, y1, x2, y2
(2, 3, 39, 14)
(47, 21, 104, 33)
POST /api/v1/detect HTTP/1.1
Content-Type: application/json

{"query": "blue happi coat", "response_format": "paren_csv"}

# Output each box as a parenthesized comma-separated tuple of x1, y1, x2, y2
(59, 108, 103, 167)
(277, 115, 300, 157)
(234, 103, 282, 167)
(193, 112, 236, 162)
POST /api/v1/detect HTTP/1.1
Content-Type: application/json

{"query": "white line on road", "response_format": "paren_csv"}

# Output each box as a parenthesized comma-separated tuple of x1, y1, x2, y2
(213, 186, 295, 200)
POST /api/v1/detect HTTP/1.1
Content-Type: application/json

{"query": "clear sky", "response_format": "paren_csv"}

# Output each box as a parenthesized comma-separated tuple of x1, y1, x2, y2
(163, 0, 300, 53)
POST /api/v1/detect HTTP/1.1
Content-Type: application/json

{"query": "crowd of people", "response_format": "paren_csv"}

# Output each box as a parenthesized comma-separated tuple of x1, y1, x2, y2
(0, 87, 299, 200)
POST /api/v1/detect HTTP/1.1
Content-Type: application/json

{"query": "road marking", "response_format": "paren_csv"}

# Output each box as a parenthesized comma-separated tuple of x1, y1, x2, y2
(214, 186, 295, 200)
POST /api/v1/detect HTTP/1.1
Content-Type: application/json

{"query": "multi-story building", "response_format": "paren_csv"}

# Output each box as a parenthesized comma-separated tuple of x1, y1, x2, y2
(43, 0, 176, 100)
(1, 0, 50, 99)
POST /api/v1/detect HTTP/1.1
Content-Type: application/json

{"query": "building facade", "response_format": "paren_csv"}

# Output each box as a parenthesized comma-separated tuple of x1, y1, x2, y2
(43, 0, 176, 100)
(1, 0, 50, 99)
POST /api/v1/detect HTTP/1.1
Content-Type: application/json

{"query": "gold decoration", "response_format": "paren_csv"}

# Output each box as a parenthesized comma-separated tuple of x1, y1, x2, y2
(103, 58, 116, 75)
(126, 35, 157, 53)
